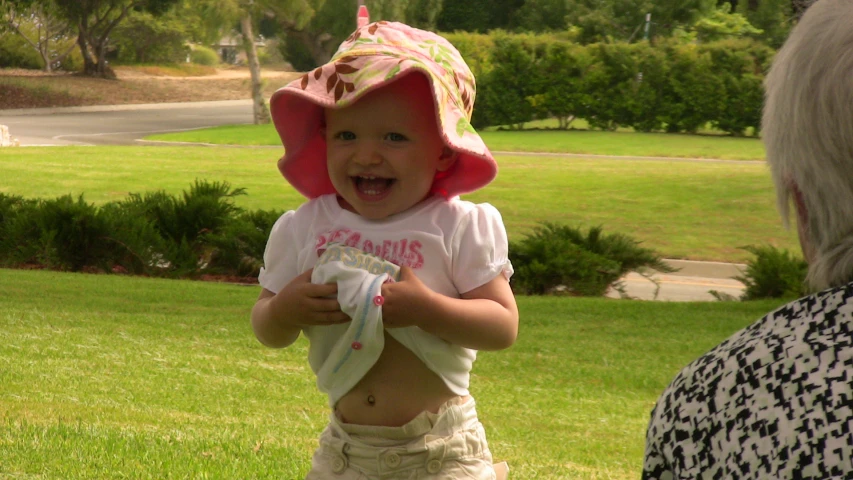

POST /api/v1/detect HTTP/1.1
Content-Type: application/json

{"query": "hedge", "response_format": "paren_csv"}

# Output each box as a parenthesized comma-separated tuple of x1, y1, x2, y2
(444, 31, 774, 135)
(0, 183, 672, 296)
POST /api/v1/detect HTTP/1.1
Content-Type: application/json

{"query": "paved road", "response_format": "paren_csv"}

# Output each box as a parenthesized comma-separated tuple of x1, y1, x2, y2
(0, 100, 748, 301)
(0, 100, 254, 146)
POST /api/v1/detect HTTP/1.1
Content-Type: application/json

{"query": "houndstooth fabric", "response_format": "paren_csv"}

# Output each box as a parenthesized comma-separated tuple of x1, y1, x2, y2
(643, 282, 853, 479)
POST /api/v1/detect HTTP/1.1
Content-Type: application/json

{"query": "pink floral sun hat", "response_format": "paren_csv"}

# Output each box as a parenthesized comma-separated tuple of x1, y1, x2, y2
(269, 21, 497, 199)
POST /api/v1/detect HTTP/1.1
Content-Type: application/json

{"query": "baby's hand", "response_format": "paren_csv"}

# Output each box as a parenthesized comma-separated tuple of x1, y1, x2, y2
(275, 269, 351, 327)
(380, 266, 436, 329)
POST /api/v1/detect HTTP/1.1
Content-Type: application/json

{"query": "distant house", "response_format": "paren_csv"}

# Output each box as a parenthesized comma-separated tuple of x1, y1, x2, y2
(212, 34, 266, 65)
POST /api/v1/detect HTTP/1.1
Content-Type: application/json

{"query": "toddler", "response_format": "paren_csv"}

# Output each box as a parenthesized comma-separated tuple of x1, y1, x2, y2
(251, 21, 518, 479)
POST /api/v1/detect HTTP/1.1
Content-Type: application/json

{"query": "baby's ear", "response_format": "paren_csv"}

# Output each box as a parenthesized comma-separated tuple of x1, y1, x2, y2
(437, 147, 458, 171)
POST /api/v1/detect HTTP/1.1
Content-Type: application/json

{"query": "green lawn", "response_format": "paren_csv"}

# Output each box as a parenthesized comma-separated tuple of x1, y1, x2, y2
(0, 146, 796, 263)
(144, 124, 767, 160)
(0, 268, 786, 479)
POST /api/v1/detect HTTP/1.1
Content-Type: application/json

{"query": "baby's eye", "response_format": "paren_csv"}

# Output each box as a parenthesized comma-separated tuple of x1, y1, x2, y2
(334, 131, 356, 141)
(385, 132, 408, 142)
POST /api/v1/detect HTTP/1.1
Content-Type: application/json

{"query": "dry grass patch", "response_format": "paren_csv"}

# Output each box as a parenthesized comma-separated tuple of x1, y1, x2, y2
(0, 78, 83, 109)
(127, 65, 219, 77)
(0, 66, 301, 109)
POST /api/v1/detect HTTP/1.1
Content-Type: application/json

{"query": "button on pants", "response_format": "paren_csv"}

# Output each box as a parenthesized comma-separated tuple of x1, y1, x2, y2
(305, 397, 508, 479)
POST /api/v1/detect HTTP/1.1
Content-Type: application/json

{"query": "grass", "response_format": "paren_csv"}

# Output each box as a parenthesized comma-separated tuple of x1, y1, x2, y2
(0, 268, 787, 479)
(145, 124, 767, 160)
(0, 146, 797, 262)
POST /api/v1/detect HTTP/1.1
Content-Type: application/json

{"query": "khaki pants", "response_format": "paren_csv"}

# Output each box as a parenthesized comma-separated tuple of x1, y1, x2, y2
(306, 397, 508, 479)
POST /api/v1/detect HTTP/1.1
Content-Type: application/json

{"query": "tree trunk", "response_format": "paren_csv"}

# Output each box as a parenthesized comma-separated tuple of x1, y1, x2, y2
(293, 29, 335, 67)
(75, 14, 117, 79)
(77, 31, 99, 76)
(241, 15, 270, 125)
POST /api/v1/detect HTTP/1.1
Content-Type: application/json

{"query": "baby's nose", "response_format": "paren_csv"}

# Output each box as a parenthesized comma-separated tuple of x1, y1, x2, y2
(353, 145, 382, 165)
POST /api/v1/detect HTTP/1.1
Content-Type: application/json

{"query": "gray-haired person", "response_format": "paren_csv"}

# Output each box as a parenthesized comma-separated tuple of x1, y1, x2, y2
(642, 1, 853, 478)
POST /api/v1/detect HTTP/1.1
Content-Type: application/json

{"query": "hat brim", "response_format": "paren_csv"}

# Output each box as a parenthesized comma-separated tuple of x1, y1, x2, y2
(270, 62, 496, 199)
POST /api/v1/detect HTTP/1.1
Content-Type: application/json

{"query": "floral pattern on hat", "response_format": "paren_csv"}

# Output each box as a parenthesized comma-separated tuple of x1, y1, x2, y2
(270, 21, 496, 200)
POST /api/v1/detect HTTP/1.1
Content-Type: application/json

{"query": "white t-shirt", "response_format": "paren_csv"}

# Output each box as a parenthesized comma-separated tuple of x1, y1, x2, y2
(258, 194, 513, 399)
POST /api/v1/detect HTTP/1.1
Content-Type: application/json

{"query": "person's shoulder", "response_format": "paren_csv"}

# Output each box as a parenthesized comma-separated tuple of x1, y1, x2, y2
(440, 196, 500, 213)
(654, 288, 835, 413)
(286, 195, 337, 221)
(429, 197, 503, 224)
(293, 195, 330, 214)
(268, 196, 336, 237)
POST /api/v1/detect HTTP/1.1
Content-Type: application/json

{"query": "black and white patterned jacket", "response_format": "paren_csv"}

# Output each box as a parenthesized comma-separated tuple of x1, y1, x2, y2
(643, 282, 853, 479)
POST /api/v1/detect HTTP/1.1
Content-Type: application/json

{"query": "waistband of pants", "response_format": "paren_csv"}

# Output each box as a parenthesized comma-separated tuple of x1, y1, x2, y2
(334, 395, 477, 442)
(320, 396, 489, 475)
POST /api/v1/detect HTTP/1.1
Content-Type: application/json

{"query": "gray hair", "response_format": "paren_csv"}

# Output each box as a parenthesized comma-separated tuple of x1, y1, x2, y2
(762, 0, 853, 290)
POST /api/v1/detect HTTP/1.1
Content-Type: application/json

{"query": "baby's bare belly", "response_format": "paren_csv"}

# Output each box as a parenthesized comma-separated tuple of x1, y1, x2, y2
(335, 331, 464, 427)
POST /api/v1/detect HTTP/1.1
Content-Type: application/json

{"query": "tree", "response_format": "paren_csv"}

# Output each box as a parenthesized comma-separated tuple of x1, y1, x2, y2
(170, 0, 240, 44)
(791, 0, 817, 19)
(172, 0, 268, 123)
(52, 0, 179, 78)
(273, 0, 444, 69)
(1, 0, 76, 71)
(649, 0, 717, 35)
(693, 3, 763, 42)
(436, 0, 491, 32)
(513, 0, 571, 32)
(241, 10, 269, 124)
(111, 10, 188, 63)
(437, 0, 523, 32)
(715, 0, 794, 47)
(511, 0, 715, 42)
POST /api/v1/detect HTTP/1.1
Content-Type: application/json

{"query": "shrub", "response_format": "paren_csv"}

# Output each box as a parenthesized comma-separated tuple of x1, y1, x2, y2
(0, 33, 42, 69)
(462, 31, 771, 133)
(0, 183, 275, 279)
(509, 223, 673, 296)
(111, 11, 189, 64)
(206, 209, 283, 278)
(116, 180, 246, 275)
(701, 39, 771, 136)
(0, 194, 37, 266)
(658, 43, 726, 133)
(190, 45, 220, 66)
(441, 31, 494, 78)
(2, 195, 109, 270)
(0, 195, 160, 273)
(0, 193, 30, 225)
(56, 47, 83, 72)
(581, 43, 641, 131)
(97, 202, 168, 275)
(477, 32, 543, 129)
(736, 245, 809, 300)
(279, 32, 318, 72)
(539, 42, 589, 129)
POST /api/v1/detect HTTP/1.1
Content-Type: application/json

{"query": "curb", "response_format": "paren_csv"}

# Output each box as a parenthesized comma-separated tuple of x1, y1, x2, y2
(492, 151, 760, 163)
(0, 99, 253, 117)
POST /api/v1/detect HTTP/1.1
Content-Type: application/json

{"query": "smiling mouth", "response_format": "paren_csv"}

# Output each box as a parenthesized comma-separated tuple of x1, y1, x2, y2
(352, 175, 395, 197)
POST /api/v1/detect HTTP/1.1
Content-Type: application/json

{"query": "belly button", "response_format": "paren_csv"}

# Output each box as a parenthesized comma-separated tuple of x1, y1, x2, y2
(367, 394, 376, 406)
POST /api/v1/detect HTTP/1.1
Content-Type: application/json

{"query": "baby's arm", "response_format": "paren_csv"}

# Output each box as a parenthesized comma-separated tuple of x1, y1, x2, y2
(381, 266, 518, 351)
(251, 269, 350, 348)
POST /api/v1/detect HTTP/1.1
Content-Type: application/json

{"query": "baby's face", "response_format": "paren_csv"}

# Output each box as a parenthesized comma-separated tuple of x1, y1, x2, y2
(324, 74, 455, 220)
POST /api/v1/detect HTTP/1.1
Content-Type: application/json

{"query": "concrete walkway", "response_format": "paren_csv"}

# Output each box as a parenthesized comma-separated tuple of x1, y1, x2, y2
(608, 259, 746, 302)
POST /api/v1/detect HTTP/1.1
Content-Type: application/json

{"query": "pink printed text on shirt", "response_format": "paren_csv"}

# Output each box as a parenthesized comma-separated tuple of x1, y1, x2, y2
(314, 228, 425, 269)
